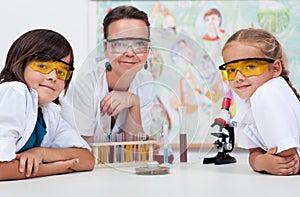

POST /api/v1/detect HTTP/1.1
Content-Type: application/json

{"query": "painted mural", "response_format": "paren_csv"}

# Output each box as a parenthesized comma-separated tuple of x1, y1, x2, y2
(88, 0, 300, 145)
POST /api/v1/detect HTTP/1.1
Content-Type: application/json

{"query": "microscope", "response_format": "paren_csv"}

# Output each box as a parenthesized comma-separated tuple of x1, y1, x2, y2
(203, 97, 237, 165)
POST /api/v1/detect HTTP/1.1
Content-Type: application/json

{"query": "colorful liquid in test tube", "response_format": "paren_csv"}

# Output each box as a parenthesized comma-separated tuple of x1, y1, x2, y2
(179, 106, 187, 162)
(141, 134, 147, 161)
(163, 124, 169, 164)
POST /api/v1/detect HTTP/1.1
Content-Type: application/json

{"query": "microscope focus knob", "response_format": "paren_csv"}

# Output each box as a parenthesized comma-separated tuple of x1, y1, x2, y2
(224, 143, 232, 151)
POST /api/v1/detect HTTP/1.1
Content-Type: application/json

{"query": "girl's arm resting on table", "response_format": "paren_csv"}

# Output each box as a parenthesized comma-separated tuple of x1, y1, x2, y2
(249, 147, 299, 176)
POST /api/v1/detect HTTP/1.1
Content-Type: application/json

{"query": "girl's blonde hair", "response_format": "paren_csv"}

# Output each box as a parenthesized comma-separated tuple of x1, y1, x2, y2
(222, 28, 300, 101)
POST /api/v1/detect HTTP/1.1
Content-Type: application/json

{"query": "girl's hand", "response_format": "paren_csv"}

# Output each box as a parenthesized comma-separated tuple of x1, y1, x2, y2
(15, 147, 45, 177)
(265, 147, 299, 175)
(251, 147, 299, 175)
(100, 91, 138, 117)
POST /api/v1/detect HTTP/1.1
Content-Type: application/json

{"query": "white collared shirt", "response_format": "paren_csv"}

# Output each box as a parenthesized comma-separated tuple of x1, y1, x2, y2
(233, 77, 300, 154)
(60, 58, 154, 142)
(0, 81, 90, 161)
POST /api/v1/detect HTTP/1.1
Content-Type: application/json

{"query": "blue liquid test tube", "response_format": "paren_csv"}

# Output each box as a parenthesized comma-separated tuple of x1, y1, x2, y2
(163, 124, 169, 164)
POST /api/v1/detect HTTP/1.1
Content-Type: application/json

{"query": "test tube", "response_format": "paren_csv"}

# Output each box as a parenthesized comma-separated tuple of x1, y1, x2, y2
(163, 123, 169, 164)
(108, 133, 115, 163)
(179, 106, 187, 162)
(132, 134, 138, 161)
(92, 146, 99, 164)
(136, 133, 143, 161)
(100, 146, 107, 163)
(141, 133, 147, 161)
(125, 132, 132, 162)
(149, 144, 154, 161)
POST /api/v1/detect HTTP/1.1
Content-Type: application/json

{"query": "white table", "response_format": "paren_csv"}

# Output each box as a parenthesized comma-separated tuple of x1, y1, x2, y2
(0, 148, 299, 197)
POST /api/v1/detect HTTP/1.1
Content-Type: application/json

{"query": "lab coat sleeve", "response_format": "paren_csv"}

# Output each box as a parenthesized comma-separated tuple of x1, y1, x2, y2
(0, 84, 27, 161)
(140, 82, 154, 135)
(233, 97, 263, 149)
(42, 104, 91, 151)
(235, 123, 260, 149)
(60, 58, 99, 137)
(49, 117, 91, 151)
(251, 79, 299, 153)
(132, 70, 154, 135)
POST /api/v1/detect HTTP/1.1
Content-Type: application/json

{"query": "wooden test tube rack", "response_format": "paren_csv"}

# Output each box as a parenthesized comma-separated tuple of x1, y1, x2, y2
(90, 140, 157, 168)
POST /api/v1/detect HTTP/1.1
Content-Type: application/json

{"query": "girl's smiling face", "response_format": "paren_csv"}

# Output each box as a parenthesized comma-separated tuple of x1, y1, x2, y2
(222, 41, 275, 99)
(24, 55, 70, 106)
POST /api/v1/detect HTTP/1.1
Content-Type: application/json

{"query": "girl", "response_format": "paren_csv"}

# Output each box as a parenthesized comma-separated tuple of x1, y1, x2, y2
(0, 29, 94, 181)
(219, 28, 300, 175)
(61, 5, 153, 143)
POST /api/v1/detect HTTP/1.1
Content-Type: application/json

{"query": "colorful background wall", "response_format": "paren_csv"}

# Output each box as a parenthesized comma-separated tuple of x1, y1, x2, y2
(88, 0, 300, 146)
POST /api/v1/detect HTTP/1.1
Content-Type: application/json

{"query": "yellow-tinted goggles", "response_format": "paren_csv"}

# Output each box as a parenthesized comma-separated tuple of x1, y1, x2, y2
(28, 54, 74, 81)
(219, 58, 275, 81)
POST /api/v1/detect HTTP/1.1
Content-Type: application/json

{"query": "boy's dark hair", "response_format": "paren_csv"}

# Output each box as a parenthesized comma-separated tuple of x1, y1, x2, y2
(0, 29, 74, 94)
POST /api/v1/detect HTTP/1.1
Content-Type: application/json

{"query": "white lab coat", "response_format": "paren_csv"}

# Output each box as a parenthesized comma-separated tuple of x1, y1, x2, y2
(0, 81, 91, 161)
(60, 58, 154, 142)
(233, 77, 300, 154)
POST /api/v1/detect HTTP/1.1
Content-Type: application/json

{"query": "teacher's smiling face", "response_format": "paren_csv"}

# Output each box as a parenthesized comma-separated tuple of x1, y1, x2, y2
(104, 18, 149, 78)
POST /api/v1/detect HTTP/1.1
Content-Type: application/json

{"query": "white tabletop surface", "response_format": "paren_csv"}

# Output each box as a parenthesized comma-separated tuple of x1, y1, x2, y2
(0, 148, 299, 197)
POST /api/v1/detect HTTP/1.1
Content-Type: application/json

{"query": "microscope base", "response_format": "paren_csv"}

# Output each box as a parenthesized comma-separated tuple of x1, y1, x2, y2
(203, 152, 237, 165)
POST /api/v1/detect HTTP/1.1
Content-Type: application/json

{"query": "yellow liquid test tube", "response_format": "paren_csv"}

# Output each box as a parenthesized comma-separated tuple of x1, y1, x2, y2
(141, 144, 147, 161)
(125, 144, 131, 162)
(100, 146, 107, 163)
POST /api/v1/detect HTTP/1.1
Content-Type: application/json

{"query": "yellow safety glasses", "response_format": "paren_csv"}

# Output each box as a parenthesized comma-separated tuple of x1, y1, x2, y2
(218, 58, 275, 81)
(28, 54, 74, 81)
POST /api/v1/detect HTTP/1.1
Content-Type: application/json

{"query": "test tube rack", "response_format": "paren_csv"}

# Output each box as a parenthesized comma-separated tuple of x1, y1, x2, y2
(90, 140, 157, 168)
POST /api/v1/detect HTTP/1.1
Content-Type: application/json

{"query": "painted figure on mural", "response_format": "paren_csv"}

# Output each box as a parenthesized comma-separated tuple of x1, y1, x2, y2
(202, 8, 225, 41)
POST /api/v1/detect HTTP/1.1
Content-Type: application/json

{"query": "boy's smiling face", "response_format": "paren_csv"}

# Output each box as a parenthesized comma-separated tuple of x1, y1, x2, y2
(24, 55, 70, 106)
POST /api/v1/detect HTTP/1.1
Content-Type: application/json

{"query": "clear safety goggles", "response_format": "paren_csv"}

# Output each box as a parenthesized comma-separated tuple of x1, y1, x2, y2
(218, 58, 275, 81)
(28, 54, 74, 81)
(104, 37, 150, 54)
